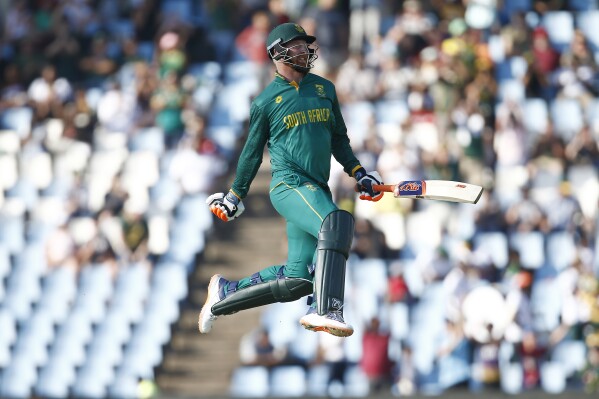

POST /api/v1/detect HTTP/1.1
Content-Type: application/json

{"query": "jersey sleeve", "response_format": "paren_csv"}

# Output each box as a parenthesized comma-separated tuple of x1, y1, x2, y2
(330, 85, 361, 177)
(230, 102, 269, 198)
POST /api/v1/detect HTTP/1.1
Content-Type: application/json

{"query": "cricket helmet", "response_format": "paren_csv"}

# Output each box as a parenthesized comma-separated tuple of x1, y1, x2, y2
(266, 23, 318, 72)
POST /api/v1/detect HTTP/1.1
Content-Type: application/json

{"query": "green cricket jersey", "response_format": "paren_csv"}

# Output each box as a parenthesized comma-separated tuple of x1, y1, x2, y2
(230, 72, 361, 199)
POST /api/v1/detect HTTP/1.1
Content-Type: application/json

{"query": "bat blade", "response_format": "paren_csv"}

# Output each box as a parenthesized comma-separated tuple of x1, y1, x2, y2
(372, 180, 483, 204)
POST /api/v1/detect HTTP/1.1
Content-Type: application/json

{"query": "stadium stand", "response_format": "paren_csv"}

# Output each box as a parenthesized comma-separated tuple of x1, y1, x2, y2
(0, 0, 598, 398)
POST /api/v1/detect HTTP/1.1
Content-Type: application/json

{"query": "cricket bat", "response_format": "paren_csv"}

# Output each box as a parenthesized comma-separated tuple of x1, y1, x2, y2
(357, 180, 483, 204)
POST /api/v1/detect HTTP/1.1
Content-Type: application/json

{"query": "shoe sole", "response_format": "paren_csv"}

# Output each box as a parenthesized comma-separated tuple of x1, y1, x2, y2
(300, 319, 354, 337)
(198, 274, 221, 333)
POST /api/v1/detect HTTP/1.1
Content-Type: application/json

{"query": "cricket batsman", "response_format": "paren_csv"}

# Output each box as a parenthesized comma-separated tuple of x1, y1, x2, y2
(199, 22, 384, 337)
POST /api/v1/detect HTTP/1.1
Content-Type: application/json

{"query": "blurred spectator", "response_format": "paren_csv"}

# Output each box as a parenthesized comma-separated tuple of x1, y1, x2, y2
(583, 332, 599, 393)
(353, 219, 389, 259)
(79, 35, 118, 87)
(28, 64, 72, 122)
(234, 10, 272, 64)
(360, 317, 393, 392)
(504, 187, 547, 233)
(150, 71, 186, 149)
(239, 327, 287, 367)
(157, 31, 187, 78)
(303, 0, 349, 72)
(119, 205, 150, 263)
(45, 21, 82, 82)
(348, 0, 383, 53)
(526, 27, 559, 101)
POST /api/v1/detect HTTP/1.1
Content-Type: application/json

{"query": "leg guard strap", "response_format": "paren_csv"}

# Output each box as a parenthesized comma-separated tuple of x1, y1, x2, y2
(211, 277, 313, 316)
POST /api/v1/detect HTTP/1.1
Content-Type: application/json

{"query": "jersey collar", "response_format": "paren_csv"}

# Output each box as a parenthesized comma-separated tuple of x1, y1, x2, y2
(274, 71, 311, 89)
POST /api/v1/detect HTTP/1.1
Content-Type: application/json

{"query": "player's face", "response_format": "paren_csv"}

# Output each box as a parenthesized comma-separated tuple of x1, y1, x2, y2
(285, 39, 310, 66)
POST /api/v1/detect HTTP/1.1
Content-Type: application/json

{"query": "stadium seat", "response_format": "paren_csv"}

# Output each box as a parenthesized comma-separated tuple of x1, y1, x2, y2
(287, 327, 320, 364)
(500, 362, 523, 394)
(35, 358, 76, 398)
(523, 98, 549, 137)
(129, 127, 165, 155)
(547, 232, 577, 271)
(306, 364, 332, 397)
(577, 10, 599, 52)
(531, 278, 562, 331)
(152, 262, 188, 301)
(0, 357, 37, 398)
(510, 231, 545, 269)
(567, 164, 599, 218)
(0, 107, 33, 139)
(551, 98, 584, 140)
(474, 232, 509, 269)
(0, 309, 16, 367)
(551, 340, 587, 377)
(343, 365, 370, 397)
(389, 302, 410, 340)
(498, 79, 525, 102)
(540, 361, 566, 393)
(269, 366, 307, 397)
(543, 11, 575, 52)
(107, 374, 139, 399)
(230, 366, 269, 397)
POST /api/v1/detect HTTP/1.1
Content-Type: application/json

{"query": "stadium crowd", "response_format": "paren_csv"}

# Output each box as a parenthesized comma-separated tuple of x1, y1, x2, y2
(0, 0, 598, 397)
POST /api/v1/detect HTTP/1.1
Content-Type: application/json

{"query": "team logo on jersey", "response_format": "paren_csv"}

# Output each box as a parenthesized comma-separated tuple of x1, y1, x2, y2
(315, 84, 326, 97)
(295, 24, 304, 33)
(275, 95, 282, 104)
(303, 183, 318, 192)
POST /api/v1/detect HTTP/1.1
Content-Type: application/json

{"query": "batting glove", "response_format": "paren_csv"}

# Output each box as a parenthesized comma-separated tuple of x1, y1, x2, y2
(207, 191, 245, 222)
(355, 168, 384, 202)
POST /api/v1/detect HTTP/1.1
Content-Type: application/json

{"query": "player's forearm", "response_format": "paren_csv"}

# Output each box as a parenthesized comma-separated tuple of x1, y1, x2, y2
(331, 134, 361, 176)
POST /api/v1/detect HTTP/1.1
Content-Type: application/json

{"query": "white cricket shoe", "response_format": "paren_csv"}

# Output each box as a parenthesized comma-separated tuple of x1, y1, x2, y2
(299, 307, 354, 337)
(198, 274, 225, 333)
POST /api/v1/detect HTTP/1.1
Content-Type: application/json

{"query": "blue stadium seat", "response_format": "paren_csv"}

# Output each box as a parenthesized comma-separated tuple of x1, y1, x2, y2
(269, 366, 307, 397)
(551, 98, 584, 140)
(35, 358, 76, 398)
(498, 79, 525, 102)
(543, 12, 575, 52)
(0, 106, 33, 139)
(107, 374, 139, 399)
(230, 366, 269, 397)
(0, 309, 16, 368)
(540, 361, 566, 393)
(569, 0, 598, 11)
(531, 278, 562, 331)
(547, 232, 576, 271)
(287, 327, 320, 364)
(523, 98, 549, 136)
(474, 232, 509, 269)
(577, 10, 599, 52)
(306, 364, 331, 397)
(389, 302, 410, 340)
(129, 127, 165, 155)
(343, 365, 370, 397)
(0, 213, 25, 255)
(152, 262, 188, 301)
(0, 357, 37, 398)
(551, 340, 587, 377)
(500, 362, 523, 394)
(510, 231, 545, 269)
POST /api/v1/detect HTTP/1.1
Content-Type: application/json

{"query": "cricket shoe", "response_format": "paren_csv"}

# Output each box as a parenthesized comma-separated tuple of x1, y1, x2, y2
(299, 307, 354, 337)
(198, 274, 227, 333)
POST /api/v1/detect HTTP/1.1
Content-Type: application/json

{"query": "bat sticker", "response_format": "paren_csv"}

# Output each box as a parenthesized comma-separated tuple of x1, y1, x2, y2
(398, 181, 424, 196)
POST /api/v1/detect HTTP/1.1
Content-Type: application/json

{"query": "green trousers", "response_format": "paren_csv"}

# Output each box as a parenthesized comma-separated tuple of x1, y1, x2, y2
(226, 172, 338, 294)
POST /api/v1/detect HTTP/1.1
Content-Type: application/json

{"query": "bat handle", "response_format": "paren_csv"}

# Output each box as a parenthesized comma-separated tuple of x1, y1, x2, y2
(355, 183, 395, 193)
(372, 184, 395, 193)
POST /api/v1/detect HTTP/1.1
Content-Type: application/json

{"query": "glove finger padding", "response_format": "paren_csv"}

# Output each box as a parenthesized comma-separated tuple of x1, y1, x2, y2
(206, 192, 245, 222)
(357, 171, 384, 202)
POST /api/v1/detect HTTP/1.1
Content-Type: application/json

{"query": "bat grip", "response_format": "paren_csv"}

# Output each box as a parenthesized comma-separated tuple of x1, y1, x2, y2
(372, 184, 394, 193)
(355, 183, 395, 193)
